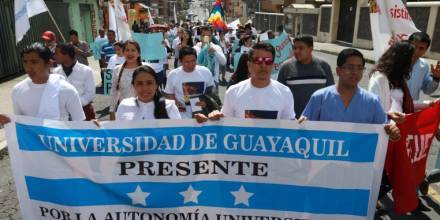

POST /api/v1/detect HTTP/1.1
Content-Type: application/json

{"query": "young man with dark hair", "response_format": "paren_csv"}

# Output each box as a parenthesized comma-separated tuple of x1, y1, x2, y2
(408, 32, 440, 196)
(209, 43, 295, 119)
(54, 44, 96, 120)
(0, 43, 85, 126)
(300, 48, 400, 140)
(99, 30, 117, 86)
(100, 30, 117, 65)
(407, 32, 440, 108)
(107, 41, 126, 70)
(164, 47, 215, 119)
(278, 35, 334, 118)
(69, 29, 92, 66)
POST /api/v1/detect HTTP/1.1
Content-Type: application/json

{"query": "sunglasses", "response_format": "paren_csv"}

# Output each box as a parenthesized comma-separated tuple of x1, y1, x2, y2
(252, 57, 274, 65)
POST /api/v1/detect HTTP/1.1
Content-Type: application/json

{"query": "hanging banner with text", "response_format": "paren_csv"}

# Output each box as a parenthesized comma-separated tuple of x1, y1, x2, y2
(5, 117, 388, 220)
(264, 32, 293, 79)
(369, 0, 419, 60)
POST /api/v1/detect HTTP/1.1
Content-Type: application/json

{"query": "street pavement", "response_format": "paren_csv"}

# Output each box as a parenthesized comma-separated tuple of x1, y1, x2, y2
(0, 49, 440, 219)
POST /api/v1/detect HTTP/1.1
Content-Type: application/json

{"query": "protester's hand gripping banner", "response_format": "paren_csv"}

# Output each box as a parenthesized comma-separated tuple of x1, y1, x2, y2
(5, 117, 388, 220)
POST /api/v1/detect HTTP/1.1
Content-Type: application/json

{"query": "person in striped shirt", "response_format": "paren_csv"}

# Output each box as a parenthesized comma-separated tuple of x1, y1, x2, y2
(277, 35, 334, 118)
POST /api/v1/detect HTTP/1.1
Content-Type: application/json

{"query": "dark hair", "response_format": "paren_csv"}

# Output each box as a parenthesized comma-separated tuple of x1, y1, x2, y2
(179, 46, 197, 60)
(337, 48, 366, 67)
(277, 25, 284, 33)
(69, 30, 78, 37)
(370, 40, 415, 89)
(116, 40, 142, 90)
(56, 43, 76, 59)
(131, 66, 169, 119)
(248, 43, 275, 61)
(267, 30, 275, 40)
(230, 53, 250, 86)
(294, 35, 314, 47)
(408, 31, 431, 48)
(182, 29, 194, 47)
(21, 42, 52, 63)
(200, 25, 212, 34)
(239, 35, 252, 46)
(107, 30, 116, 35)
(113, 41, 125, 48)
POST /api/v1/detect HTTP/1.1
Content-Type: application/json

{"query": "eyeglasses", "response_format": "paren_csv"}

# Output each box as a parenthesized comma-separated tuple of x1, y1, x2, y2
(252, 57, 274, 65)
(341, 64, 366, 73)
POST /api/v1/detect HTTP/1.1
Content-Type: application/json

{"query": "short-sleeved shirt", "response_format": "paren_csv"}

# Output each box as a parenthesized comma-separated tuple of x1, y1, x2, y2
(302, 86, 387, 124)
(164, 66, 215, 118)
(101, 42, 116, 62)
(277, 57, 334, 118)
(221, 79, 296, 119)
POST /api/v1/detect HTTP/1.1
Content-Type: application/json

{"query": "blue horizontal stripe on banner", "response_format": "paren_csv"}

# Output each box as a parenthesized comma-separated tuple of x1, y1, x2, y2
(16, 123, 378, 162)
(25, 176, 369, 216)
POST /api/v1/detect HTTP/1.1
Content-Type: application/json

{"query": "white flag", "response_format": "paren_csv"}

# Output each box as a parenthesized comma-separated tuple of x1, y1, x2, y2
(173, 3, 177, 23)
(15, 0, 48, 43)
(108, 1, 118, 39)
(114, 0, 131, 41)
(369, 0, 419, 60)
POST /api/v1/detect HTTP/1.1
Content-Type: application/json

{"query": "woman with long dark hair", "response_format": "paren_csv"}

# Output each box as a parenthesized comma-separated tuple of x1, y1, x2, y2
(116, 66, 181, 120)
(109, 40, 150, 120)
(368, 41, 416, 208)
(228, 53, 250, 88)
(368, 41, 416, 122)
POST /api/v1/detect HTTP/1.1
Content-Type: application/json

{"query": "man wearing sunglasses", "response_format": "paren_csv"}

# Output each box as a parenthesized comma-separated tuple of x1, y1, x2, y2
(209, 43, 295, 120)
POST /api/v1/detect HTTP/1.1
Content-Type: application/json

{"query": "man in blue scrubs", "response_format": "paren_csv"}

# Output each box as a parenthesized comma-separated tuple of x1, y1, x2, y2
(300, 48, 400, 140)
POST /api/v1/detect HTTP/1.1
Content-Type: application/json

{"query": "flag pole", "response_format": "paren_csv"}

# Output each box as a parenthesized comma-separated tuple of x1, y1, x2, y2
(46, 7, 66, 42)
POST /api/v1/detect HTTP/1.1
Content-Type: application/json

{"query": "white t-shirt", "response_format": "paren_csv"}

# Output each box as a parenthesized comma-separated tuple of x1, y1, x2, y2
(12, 76, 85, 121)
(164, 66, 215, 118)
(54, 61, 96, 106)
(107, 55, 125, 70)
(116, 97, 181, 120)
(221, 79, 296, 119)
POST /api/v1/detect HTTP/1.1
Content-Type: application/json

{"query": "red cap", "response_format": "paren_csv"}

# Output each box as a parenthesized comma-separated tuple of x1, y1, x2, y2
(41, 31, 56, 42)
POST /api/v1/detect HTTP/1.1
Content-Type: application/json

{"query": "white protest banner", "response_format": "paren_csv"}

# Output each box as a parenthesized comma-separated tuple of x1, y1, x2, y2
(5, 116, 388, 220)
(108, 0, 118, 39)
(114, 0, 132, 41)
(369, 0, 419, 60)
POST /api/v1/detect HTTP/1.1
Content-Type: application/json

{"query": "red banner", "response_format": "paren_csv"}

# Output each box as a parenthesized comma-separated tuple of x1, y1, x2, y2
(385, 102, 440, 214)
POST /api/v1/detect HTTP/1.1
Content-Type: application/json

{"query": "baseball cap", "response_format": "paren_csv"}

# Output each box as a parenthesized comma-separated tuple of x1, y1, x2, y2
(41, 31, 56, 42)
